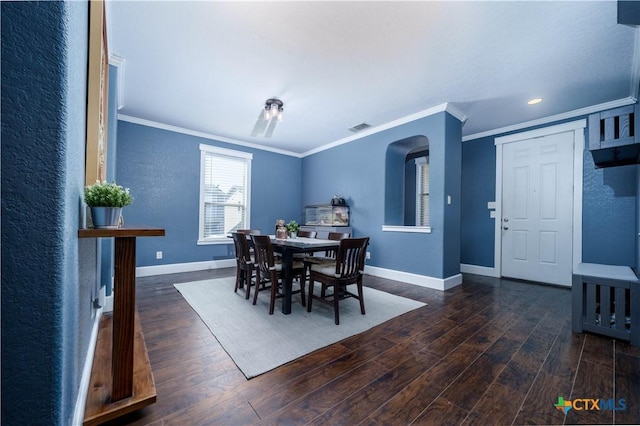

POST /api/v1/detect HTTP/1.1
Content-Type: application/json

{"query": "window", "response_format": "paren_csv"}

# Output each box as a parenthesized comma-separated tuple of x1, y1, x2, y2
(415, 156, 430, 226)
(198, 144, 252, 244)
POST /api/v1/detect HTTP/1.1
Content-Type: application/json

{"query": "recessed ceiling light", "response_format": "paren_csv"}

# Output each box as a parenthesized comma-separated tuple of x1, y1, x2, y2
(527, 98, 543, 105)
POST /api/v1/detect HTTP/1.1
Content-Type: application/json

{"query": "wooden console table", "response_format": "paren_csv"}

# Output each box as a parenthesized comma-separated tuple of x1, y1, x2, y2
(79, 226, 165, 424)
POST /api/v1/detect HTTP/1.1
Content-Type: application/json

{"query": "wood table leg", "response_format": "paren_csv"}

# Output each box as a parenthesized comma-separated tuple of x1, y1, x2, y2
(112, 236, 136, 401)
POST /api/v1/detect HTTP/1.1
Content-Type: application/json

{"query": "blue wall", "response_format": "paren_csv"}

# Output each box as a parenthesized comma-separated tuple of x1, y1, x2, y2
(460, 136, 496, 267)
(302, 111, 462, 279)
(442, 113, 463, 277)
(116, 121, 303, 266)
(2, 2, 92, 424)
(460, 110, 638, 268)
(582, 150, 637, 266)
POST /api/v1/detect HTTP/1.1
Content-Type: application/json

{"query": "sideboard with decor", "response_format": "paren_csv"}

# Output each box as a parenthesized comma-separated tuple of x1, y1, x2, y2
(301, 204, 352, 238)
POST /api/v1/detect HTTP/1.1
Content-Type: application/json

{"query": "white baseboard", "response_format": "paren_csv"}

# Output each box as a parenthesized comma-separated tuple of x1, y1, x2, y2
(136, 259, 467, 291)
(103, 293, 113, 313)
(460, 263, 500, 277)
(72, 307, 102, 426)
(136, 259, 236, 277)
(365, 265, 462, 291)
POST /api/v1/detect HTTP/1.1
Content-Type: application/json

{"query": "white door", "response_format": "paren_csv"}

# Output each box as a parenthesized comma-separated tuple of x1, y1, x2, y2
(501, 131, 574, 286)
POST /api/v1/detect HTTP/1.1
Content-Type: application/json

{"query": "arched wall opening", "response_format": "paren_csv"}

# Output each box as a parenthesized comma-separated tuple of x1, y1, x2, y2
(384, 135, 429, 226)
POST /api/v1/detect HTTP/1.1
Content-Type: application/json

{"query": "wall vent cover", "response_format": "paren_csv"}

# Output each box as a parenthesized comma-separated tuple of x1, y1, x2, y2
(348, 123, 371, 132)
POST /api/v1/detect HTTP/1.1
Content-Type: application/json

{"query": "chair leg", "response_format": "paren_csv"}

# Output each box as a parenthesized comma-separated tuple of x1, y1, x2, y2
(299, 273, 306, 308)
(357, 278, 366, 315)
(244, 269, 252, 300)
(234, 265, 241, 292)
(333, 285, 340, 325)
(307, 280, 314, 312)
(252, 274, 261, 305)
(269, 279, 277, 315)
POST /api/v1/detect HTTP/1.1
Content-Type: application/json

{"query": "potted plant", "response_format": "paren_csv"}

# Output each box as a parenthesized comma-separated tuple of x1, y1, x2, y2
(286, 220, 300, 238)
(84, 181, 133, 228)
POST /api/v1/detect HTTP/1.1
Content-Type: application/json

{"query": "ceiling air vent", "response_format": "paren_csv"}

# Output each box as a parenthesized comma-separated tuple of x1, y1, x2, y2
(348, 122, 371, 133)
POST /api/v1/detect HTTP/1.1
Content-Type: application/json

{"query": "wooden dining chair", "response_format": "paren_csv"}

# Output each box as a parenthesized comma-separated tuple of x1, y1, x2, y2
(291, 230, 318, 260)
(251, 235, 307, 314)
(231, 232, 256, 299)
(237, 229, 261, 235)
(297, 230, 317, 238)
(303, 231, 351, 296)
(305, 237, 369, 325)
(305, 231, 350, 262)
(323, 231, 350, 258)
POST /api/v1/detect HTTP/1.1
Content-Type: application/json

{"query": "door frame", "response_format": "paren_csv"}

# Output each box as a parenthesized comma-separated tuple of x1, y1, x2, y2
(494, 120, 585, 285)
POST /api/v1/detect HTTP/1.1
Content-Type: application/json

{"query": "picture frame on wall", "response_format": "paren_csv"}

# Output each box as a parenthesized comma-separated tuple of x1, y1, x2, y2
(85, 0, 109, 186)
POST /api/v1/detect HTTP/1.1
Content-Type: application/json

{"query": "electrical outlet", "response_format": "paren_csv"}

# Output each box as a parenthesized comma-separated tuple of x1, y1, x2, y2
(366, 252, 371, 260)
(156, 251, 163, 260)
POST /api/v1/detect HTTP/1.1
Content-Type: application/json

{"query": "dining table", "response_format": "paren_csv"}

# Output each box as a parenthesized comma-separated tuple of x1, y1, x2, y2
(270, 236, 340, 314)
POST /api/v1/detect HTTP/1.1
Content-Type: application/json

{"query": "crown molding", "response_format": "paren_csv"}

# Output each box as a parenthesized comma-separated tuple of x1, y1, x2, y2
(462, 97, 637, 142)
(117, 114, 303, 158)
(302, 102, 467, 157)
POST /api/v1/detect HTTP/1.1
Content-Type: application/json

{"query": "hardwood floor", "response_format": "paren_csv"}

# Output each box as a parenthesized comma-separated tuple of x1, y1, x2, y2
(104, 269, 640, 426)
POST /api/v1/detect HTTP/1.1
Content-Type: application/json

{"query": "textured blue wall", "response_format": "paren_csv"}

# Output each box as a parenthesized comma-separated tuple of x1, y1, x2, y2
(460, 111, 638, 269)
(460, 136, 496, 267)
(302, 112, 462, 279)
(1, 2, 91, 424)
(384, 140, 410, 225)
(116, 121, 302, 266)
(582, 150, 637, 266)
(442, 113, 462, 277)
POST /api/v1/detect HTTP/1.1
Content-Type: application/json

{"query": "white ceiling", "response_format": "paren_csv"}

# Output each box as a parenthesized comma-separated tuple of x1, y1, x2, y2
(106, 1, 639, 156)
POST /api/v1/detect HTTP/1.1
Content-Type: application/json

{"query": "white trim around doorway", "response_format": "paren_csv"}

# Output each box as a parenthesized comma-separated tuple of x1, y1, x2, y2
(493, 120, 585, 285)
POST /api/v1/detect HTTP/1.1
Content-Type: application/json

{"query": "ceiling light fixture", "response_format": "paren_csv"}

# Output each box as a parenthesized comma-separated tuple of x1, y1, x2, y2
(264, 98, 284, 121)
(527, 98, 543, 105)
(250, 98, 284, 138)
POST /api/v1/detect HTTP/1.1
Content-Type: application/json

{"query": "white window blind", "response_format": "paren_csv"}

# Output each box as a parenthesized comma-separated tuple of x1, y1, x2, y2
(415, 157, 430, 226)
(198, 144, 252, 243)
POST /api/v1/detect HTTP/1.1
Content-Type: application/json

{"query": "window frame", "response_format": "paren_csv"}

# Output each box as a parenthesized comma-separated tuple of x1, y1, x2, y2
(415, 156, 430, 227)
(197, 144, 252, 245)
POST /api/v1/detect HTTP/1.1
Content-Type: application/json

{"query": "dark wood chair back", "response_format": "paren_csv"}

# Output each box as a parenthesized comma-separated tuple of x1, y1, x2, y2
(297, 230, 317, 238)
(237, 229, 261, 235)
(327, 231, 350, 240)
(324, 231, 351, 258)
(231, 232, 255, 299)
(251, 235, 277, 275)
(232, 232, 252, 264)
(334, 237, 369, 279)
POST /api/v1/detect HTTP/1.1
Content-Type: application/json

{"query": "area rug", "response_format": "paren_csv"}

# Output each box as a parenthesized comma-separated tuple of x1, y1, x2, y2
(173, 277, 426, 378)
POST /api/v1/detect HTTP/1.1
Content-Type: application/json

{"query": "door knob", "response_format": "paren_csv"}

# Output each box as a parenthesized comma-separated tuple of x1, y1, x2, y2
(503, 218, 509, 222)
(503, 226, 509, 230)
